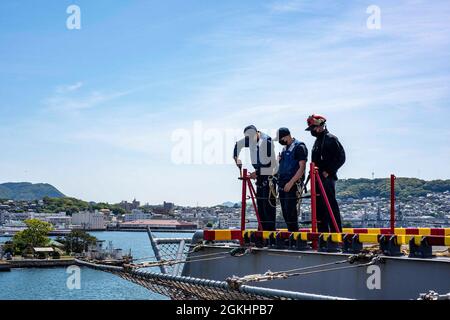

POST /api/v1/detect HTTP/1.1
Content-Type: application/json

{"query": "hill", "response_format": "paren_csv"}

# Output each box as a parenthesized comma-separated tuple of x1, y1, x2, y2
(221, 201, 238, 208)
(0, 182, 65, 201)
(41, 197, 126, 215)
(336, 178, 450, 200)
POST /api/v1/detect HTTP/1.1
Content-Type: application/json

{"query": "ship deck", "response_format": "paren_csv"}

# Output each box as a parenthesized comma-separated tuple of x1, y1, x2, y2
(180, 229, 450, 299)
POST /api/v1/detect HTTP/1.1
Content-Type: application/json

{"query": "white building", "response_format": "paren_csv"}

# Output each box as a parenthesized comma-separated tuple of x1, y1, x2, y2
(124, 209, 153, 222)
(72, 211, 106, 230)
(28, 212, 71, 228)
(218, 215, 241, 229)
(0, 211, 31, 224)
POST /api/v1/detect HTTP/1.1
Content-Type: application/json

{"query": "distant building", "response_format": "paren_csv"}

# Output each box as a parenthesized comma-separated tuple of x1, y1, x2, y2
(124, 209, 153, 222)
(218, 216, 241, 229)
(120, 219, 197, 230)
(0, 211, 71, 228)
(118, 199, 140, 212)
(0, 211, 31, 224)
(163, 202, 175, 213)
(72, 211, 106, 230)
(30, 212, 72, 229)
(99, 208, 112, 216)
(142, 201, 176, 216)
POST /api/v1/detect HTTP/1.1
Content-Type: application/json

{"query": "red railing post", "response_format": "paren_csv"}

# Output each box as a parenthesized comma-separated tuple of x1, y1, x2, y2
(390, 174, 396, 234)
(310, 162, 318, 249)
(315, 170, 340, 233)
(240, 169, 248, 245)
(247, 179, 262, 231)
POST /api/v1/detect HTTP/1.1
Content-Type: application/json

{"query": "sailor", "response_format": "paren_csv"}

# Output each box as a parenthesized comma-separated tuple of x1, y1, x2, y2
(306, 114, 346, 232)
(233, 125, 278, 231)
(276, 128, 308, 232)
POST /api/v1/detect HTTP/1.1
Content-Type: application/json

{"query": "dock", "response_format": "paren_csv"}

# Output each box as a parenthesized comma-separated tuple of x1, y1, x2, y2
(0, 261, 11, 272)
(4, 258, 75, 269)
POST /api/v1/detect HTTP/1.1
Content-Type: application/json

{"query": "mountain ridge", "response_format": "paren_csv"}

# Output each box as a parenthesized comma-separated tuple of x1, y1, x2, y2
(0, 182, 65, 201)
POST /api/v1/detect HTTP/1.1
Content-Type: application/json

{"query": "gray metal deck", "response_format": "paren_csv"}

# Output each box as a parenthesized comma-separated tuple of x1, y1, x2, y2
(182, 243, 450, 300)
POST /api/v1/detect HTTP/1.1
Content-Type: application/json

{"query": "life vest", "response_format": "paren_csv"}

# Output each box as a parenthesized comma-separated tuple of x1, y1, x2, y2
(278, 139, 305, 185)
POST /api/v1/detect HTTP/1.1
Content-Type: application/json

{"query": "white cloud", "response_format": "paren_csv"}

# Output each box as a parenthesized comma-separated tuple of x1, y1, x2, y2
(12, 0, 450, 205)
(269, 0, 309, 13)
(55, 81, 83, 94)
(186, 0, 450, 125)
(43, 83, 132, 112)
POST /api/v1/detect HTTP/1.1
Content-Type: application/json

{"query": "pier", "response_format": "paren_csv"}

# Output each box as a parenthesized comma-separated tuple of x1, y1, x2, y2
(3, 258, 75, 269)
(0, 261, 11, 272)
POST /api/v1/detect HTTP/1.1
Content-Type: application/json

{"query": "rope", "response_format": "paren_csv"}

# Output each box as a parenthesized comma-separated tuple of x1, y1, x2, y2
(230, 247, 253, 257)
(78, 239, 358, 300)
(435, 249, 450, 257)
(131, 246, 253, 270)
(268, 176, 278, 208)
(285, 259, 377, 278)
(296, 182, 305, 216)
(132, 243, 205, 262)
(226, 253, 381, 287)
(131, 253, 230, 269)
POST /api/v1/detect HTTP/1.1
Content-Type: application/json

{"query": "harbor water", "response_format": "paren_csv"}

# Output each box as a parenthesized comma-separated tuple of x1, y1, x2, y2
(0, 231, 193, 300)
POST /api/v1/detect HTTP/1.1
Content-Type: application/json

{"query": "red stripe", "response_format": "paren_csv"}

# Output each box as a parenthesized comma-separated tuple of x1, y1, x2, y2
(430, 229, 445, 236)
(254, 231, 264, 238)
(380, 229, 392, 235)
(352, 229, 368, 234)
(204, 230, 214, 241)
(279, 232, 292, 239)
(231, 230, 242, 240)
(307, 233, 320, 241)
(425, 236, 445, 246)
(405, 229, 419, 235)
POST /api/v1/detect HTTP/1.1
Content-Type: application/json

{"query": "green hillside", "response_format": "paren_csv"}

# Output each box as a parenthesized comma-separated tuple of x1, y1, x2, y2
(41, 197, 126, 215)
(0, 182, 65, 201)
(336, 178, 450, 200)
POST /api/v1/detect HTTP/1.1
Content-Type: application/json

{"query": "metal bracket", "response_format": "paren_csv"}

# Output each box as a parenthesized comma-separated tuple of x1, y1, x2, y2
(268, 233, 277, 247)
(275, 233, 288, 249)
(342, 234, 362, 254)
(318, 234, 340, 253)
(409, 237, 433, 259)
(379, 235, 402, 256)
(250, 233, 264, 248)
(288, 234, 309, 250)
(243, 232, 251, 245)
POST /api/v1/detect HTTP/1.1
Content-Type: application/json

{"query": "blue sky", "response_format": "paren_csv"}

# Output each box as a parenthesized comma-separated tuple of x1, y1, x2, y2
(0, 0, 449, 206)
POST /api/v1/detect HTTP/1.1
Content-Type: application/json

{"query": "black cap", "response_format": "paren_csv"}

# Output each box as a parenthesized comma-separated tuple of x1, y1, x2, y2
(243, 125, 257, 135)
(277, 127, 290, 140)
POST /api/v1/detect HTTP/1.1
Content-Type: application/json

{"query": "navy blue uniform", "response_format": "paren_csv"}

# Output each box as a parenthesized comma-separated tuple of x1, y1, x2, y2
(311, 129, 345, 232)
(278, 139, 308, 232)
(234, 132, 277, 231)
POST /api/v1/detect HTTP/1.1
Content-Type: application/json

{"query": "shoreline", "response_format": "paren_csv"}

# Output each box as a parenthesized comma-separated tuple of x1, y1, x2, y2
(0, 229, 197, 238)
(104, 228, 197, 233)
(0, 258, 75, 271)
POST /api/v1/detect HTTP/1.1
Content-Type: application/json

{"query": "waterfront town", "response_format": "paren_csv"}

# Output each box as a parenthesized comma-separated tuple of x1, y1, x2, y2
(1, 191, 449, 237)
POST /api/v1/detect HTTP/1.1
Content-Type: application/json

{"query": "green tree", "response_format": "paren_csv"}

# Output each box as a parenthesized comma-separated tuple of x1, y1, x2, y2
(2, 241, 14, 254)
(58, 230, 98, 254)
(12, 219, 53, 254)
(342, 222, 353, 228)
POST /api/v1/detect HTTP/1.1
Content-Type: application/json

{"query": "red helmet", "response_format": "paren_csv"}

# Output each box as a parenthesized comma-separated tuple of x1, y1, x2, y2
(305, 114, 326, 131)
